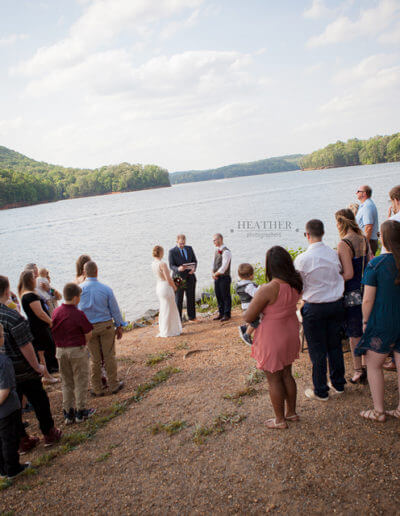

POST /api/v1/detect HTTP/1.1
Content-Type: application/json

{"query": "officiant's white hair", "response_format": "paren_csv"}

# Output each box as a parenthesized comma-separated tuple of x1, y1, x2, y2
(176, 234, 186, 241)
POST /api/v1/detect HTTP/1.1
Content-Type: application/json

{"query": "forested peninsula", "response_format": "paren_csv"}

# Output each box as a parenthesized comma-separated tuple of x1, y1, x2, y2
(0, 146, 170, 209)
(300, 132, 400, 170)
(170, 155, 302, 184)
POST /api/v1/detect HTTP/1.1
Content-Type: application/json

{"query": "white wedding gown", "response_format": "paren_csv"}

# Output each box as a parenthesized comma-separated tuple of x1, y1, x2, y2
(152, 259, 182, 337)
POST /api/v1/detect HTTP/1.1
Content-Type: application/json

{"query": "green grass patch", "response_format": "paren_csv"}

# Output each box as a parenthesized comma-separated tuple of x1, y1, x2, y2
(95, 452, 111, 463)
(146, 351, 173, 367)
(223, 386, 257, 400)
(192, 424, 214, 445)
(192, 412, 246, 444)
(134, 366, 181, 400)
(246, 368, 266, 385)
(150, 420, 187, 436)
(175, 341, 189, 350)
(117, 356, 135, 364)
(0, 478, 12, 491)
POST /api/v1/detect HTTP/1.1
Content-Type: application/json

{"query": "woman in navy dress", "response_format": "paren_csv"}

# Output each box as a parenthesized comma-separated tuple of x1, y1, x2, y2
(336, 209, 369, 384)
(356, 220, 400, 422)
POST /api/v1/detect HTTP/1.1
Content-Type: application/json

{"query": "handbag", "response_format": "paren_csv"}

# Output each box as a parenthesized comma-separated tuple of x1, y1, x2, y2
(343, 289, 362, 307)
(342, 236, 367, 308)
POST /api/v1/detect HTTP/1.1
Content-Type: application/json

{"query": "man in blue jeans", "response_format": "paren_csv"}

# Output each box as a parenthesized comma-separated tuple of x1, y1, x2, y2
(294, 220, 346, 401)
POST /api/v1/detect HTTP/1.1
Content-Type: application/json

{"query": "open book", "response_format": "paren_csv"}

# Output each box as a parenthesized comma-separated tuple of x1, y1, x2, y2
(182, 262, 196, 271)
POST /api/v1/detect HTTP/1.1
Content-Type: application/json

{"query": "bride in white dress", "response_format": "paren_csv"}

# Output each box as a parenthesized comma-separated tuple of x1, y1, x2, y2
(152, 246, 182, 337)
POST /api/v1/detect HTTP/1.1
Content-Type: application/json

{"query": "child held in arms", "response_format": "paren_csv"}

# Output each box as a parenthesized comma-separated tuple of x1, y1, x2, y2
(236, 263, 260, 345)
(37, 268, 62, 316)
(51, 283, 95, 424)
(0, 323, 31, 479)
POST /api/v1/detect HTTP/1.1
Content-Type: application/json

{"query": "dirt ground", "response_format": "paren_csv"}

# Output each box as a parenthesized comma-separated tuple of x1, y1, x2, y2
(1, 308, 399, 515)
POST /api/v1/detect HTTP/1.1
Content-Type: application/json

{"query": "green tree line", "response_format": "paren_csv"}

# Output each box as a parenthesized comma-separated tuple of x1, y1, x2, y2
(170, 155, 302, 184)
(0, 147, 170, 208)
(300, 133, 400, 170)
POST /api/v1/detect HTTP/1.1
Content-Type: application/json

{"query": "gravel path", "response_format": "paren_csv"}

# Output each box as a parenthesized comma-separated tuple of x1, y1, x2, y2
(1, 310, 399, 515)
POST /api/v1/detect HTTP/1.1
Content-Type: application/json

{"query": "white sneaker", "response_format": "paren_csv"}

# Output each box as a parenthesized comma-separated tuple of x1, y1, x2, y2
(328, 382, 345, 395)
(304, 388, 329, 401)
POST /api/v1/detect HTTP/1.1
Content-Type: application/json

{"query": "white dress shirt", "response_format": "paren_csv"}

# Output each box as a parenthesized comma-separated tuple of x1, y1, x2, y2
(294, 241, 344, 303)
(216, 246, 232, 275)
(389, 211, 400, 222)
(381, 211, 400, 253)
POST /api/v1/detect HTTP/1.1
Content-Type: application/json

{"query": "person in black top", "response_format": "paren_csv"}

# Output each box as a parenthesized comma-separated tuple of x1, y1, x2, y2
(0, 275, 62, 452)
(0, 323, 31, 478)
(18, 270, 59, 383)
(168, 234, 198, 322)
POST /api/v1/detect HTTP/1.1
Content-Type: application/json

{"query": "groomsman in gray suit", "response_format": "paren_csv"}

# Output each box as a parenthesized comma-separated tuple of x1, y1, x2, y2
(212, 233, 232, 321)
(168, 235, 198, 322)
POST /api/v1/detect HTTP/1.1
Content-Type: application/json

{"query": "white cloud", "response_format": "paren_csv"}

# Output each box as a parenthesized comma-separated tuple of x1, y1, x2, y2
(13, 0, 204, 76)
(23, 49, 256, 102)
(0, 117, 23, 137)
(0, 34, 28, 47)
(320, 63, 400, 114)
(379, 19, 400, 43)
(303, 0, 332, 19)
(307, 0, 400, 47)
(333, 53, 398, 83)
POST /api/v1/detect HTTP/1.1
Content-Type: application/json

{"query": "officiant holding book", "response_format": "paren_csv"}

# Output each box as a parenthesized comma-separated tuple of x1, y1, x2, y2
(169, 234, 198, 322)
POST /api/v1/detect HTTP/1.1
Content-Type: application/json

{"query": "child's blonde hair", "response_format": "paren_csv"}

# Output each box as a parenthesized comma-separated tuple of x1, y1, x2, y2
(38, 268, 49, 278)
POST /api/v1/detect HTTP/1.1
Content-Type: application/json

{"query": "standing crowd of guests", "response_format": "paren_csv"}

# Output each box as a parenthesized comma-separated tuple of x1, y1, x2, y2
(241, 184, 400, 428)
(0, 183, 400, 478)
(0, 256, 125, 479)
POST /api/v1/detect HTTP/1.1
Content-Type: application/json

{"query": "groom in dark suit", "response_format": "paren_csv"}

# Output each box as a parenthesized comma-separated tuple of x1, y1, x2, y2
(169, 234, 198, 322)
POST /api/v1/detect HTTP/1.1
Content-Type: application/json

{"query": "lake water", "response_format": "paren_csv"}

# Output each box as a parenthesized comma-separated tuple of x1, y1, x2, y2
(1, 162, 399, 320)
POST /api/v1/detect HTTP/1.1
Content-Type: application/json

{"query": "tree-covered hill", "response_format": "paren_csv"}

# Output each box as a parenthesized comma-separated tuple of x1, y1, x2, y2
(169, 154, 302, 184)
(299, 133, 400, 170)
(0, 146, 170, 209)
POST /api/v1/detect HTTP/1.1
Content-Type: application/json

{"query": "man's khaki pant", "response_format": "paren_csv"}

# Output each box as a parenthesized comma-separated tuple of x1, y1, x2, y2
(56, 346, 89, 411)
(87, 320, 118, 394)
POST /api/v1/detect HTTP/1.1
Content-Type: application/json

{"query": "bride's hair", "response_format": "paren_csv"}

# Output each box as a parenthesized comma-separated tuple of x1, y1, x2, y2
(153, 246, 163, 258)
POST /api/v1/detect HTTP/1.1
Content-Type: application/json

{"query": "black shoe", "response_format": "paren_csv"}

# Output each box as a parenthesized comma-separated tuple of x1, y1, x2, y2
(213, 314, 223, 320)
(75, 408, 96, 423)
(7, 462, 31, 479)
(111, 380, 124, 394)
(220, 316, 231, 322)
(242, 333, 252, 346)
(90, 390, 105, 398)
(63, 408, 75, 425)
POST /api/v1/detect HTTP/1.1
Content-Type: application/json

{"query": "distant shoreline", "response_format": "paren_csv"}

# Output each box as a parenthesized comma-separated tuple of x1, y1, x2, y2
(0, 184, 171, 212)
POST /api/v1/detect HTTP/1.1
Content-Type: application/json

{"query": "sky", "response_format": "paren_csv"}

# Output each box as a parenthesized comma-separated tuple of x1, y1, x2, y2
(0, 0, 400, 172)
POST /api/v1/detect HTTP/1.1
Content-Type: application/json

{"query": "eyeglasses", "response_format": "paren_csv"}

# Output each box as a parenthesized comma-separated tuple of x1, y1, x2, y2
(303, 232, 308, 238)
(356, 190, 365, 194)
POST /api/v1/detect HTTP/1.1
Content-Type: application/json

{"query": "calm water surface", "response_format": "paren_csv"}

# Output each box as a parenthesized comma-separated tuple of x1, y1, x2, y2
(1, 162, 399, 320)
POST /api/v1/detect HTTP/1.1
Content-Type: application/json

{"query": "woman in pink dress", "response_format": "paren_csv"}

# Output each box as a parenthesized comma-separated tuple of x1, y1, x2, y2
(245, 246, 303, 429)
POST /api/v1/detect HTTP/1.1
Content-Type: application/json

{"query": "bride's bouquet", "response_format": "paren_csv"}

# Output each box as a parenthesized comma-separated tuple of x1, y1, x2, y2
(173, 276, 187, 289)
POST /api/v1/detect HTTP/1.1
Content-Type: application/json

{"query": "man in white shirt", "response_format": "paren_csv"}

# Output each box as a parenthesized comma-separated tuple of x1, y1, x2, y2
(212, 233, 232, 321)
(294, 219, 345, 401)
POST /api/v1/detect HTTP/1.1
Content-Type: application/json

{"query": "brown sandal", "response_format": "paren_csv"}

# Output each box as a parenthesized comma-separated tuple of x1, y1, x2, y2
(360, 409, 386, 422)
(265, 418, 288, 429)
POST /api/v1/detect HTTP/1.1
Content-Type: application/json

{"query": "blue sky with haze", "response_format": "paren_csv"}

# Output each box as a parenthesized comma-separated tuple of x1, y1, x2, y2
(1, 0, 399, 171)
